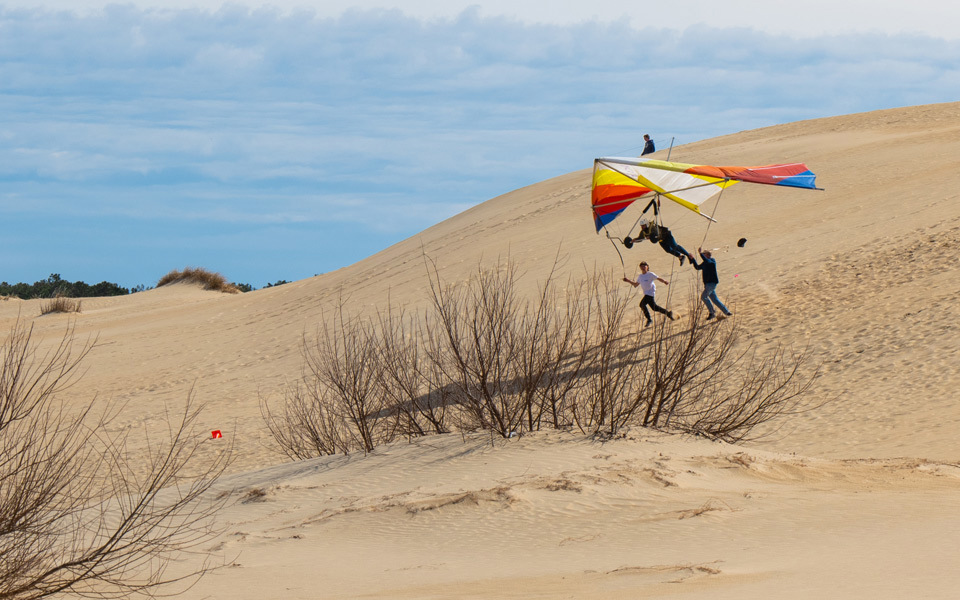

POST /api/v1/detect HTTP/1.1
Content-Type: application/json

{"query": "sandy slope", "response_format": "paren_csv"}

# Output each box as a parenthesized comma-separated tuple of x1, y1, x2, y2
(3, 101, 960, 598)
(188, 429, 960, 600)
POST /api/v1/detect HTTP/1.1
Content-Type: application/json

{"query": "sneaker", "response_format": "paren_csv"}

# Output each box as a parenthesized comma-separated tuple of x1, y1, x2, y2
(667, 310, 675, 320)
(705, 313, 715, 321)
(644, 320, 652, 328)
(678, 255, 685, 266)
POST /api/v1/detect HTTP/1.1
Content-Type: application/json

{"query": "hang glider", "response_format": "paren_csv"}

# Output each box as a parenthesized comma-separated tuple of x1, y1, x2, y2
(591, 157, 820, 232)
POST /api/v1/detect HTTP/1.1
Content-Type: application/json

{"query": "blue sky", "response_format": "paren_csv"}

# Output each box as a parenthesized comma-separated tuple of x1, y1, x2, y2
(2, 1, 959, 289)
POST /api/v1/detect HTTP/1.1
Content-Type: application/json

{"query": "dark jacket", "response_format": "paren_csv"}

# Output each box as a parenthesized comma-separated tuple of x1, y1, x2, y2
(692, 253, 719, 284)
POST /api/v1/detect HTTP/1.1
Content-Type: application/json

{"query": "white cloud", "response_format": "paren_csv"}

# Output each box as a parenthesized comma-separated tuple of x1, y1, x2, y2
(5, 0, 960, 38)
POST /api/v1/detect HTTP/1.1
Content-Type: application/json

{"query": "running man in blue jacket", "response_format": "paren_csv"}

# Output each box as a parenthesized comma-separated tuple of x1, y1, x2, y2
(690, 248, 733, 321)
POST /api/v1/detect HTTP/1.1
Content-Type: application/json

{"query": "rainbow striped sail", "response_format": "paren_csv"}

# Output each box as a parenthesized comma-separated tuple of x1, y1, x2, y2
(591, 157, 818, 232)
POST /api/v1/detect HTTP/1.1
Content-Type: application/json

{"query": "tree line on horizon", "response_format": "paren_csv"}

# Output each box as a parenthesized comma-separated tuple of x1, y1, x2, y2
(0, 273, 132, 299)
(0, 273, 290, 299)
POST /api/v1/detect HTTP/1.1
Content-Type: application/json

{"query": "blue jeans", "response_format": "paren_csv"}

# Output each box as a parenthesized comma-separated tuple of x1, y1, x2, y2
(701, 283, 731, 315)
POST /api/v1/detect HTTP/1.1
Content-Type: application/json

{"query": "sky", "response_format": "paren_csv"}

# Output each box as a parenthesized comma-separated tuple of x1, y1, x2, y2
(2, 1, 959, 289)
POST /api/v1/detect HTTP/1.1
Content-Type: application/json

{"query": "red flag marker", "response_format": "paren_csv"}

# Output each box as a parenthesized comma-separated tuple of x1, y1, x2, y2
(211, 430, 223, 439)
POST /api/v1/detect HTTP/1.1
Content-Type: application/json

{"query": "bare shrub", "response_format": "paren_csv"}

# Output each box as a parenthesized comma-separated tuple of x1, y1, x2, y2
(570, 290, 822, 442)
(260, 379, 349, 459)
(569, 271, 646, 433)
(524, 273, 592, 430)
(663, 317, 823, 443)
(39, 294, 82, 315)
(262, 301, 415, 459)
(0, 320, 232, 599)
(265, 254, 823, 459)
(510, 260, 584, 433)
(156, 267, 239, 294)
(375, 305, 450, 438)
(424, 257, 563, 438)
(637, 300, 725, 430)
(303, 301, 397, 453)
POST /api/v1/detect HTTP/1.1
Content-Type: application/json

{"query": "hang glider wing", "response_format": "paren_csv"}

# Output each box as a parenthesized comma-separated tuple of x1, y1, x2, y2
(591, 157, 818, 232)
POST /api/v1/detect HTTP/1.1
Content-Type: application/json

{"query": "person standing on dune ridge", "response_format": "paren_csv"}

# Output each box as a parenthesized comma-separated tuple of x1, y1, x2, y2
(641, 134, 655, 156)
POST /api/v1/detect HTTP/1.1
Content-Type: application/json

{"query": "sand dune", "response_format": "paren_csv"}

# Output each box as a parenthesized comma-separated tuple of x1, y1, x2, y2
(3, 101, 959, 599)
(192, 430, 960, 599)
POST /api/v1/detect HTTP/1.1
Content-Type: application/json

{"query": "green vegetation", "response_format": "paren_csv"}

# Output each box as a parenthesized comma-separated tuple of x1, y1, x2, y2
(0, 274, 130, 299)
(0, 272, 291, 300)
(218, 280, 286, 293)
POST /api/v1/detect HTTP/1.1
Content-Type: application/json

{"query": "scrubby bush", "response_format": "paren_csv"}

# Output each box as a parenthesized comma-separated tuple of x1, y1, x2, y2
(263, 256, 822, 458)
(261, 301, 402, 457)
(156, 267, 240, 293)
(39, 294, 82, 315)
(375, 306, 451, 438)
